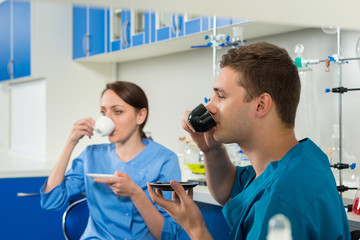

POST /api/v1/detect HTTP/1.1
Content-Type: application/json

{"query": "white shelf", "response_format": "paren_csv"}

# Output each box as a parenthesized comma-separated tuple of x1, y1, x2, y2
(76, 21, 305, 63)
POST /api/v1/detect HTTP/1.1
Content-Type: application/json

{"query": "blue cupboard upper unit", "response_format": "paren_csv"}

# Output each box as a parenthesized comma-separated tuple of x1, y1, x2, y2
(156, 13, 184, 42)
(73, 5, 108, 59)
(0, 0, 31, 82)
(109, 8, 131, 52)
(72, 6, 304, 64)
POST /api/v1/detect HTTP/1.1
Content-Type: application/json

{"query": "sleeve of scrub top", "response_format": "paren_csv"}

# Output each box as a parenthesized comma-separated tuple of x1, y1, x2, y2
(156, 152, 182, 240)
(40, 152, 87, 210)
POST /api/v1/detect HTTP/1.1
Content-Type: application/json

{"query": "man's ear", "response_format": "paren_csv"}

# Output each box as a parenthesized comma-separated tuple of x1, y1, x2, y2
(137, 108, 147, 125)
(255, 93, 272, 118)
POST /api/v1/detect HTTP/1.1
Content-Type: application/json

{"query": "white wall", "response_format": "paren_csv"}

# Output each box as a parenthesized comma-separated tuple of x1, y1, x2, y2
(32, 2, 114, 162)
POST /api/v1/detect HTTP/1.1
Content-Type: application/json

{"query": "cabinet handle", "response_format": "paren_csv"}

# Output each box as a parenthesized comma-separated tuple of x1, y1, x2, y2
(17, 192, 40, 197)
(122, 21, 129, 47)
(7, 59, 14, 78)
(171, 14, 180, 35)
(82, 34, 90, 55)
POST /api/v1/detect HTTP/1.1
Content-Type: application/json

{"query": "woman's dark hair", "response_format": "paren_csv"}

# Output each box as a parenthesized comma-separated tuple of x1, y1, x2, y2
(102, 81, 149, 139)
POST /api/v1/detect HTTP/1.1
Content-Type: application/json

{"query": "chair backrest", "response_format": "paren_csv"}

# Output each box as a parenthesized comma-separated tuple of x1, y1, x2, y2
(62, 198, 89, 240)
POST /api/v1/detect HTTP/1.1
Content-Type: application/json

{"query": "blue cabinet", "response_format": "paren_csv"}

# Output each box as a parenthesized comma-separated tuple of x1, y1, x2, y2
(156, 13, 184, 42)
(0, 177, 66, 240)
(73, 5, 107, 59)
(184, 15, 211, 36)
(110, 8, 131, 52)
(179, 201, 230, 240)
(0, 0, 30, 82)
(131, 10, 152, 48)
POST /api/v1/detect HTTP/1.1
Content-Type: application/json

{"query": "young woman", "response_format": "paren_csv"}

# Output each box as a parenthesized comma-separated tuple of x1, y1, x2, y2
(41, 81, 181, 240)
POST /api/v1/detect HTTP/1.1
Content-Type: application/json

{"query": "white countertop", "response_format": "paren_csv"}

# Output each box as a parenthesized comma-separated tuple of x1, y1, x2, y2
(193, 185, 221, 206)
(0, 152, 53, 178)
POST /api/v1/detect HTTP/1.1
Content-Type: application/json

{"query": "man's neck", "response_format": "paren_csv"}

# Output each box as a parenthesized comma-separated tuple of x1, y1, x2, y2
(242, 128, 298, 178)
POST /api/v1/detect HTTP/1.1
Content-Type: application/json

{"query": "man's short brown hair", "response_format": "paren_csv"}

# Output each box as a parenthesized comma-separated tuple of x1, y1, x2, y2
(220, 42, 301, 128)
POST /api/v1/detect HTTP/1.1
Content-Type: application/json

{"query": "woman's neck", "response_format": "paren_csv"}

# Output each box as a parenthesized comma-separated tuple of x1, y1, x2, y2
(115, 134, 146, 163)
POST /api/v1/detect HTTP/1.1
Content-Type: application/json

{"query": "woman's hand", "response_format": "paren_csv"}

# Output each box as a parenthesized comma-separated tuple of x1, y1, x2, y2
(94, 171, 140, 198)
(147, 180, 213, 240)
(68, 118, 96, 145)
(182, 110, 221, 153)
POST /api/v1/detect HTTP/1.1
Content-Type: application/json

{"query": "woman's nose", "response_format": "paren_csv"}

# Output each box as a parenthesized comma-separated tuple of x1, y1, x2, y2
(105, 112, 113, 120)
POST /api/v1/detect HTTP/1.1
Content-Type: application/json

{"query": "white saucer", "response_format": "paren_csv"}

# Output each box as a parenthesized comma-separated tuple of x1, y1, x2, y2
(87, 173, 114, 179)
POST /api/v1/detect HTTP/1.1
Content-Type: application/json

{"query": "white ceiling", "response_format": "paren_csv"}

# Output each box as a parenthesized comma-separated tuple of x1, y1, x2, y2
(33, 0, 360, 31)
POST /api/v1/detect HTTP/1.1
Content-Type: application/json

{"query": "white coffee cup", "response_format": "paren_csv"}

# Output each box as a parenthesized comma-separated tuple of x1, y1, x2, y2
(94, 116, 115, 137)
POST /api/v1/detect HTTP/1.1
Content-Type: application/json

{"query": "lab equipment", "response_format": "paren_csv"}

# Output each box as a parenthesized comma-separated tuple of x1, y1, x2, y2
(293, 44, 320, 144)
(183, 138, 205, 175)
(321, 26, 338, 34)
(239, 150, 251, 167)
(187, 103, 216, 132)
(225, 143, 241, 166)
(353, 181, 360, 215)
(267, 214, 292, 240)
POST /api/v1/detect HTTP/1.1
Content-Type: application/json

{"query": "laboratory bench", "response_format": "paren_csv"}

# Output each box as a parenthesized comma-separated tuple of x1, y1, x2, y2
(0, 152, 64, 240)
(1, 153, 359, 239)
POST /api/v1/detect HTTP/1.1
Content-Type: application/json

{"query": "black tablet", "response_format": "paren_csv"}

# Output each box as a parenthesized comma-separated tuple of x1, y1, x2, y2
(149, 182, 198, 191)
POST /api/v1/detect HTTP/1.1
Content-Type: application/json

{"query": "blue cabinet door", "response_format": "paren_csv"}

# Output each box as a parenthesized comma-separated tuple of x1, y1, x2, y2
(73, 6, 106, 59)
(73, 6, 87, 59)
(0, 0, 30, 82)
(157, 13, 184, 42)
(13, 0, 30, 79)
(0, 177, 66, 240)
(122, 9, 131, 49)
(185, 17, 201, 36)
(179, 201, 230, 240)
(0, 1, 11, 81)
(89, 7, 105, 55)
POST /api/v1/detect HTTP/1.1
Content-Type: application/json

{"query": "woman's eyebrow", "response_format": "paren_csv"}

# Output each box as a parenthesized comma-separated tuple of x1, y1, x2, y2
(100, 104, 124, 108)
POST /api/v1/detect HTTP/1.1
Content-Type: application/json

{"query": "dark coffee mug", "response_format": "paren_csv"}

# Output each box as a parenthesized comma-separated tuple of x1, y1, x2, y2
(187, 104, 216, 132)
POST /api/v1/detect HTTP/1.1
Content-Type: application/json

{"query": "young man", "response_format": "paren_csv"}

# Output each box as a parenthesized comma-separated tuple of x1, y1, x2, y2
(148, 42, 350, 239)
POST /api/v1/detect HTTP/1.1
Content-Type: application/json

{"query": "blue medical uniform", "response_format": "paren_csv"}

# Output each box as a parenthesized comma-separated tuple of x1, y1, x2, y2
(40, 139, 181, 240)
(222, 138, 350, 240)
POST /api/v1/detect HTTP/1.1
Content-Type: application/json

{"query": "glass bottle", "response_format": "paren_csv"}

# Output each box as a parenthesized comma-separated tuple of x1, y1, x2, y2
(267, 214, 292, 240)
(352, 179, 360, 215)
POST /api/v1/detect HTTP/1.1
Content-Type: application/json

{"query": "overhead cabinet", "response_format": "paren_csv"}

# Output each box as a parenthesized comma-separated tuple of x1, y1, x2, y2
(73, 5, 305, 63)
(156, 12, 184, 41)
(0, 0, 31, 82)
(109, 8, 131, 51)
(73, 5, 108, 59)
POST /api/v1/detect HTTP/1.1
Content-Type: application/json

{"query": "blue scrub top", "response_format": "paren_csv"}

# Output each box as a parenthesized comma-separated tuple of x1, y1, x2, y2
(40, 139, 181, 240)
(223, 138, 350, 240)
